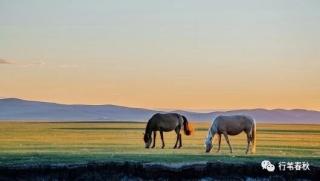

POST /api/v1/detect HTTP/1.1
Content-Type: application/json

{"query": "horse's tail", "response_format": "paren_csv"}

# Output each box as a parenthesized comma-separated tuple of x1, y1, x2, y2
(251, 119, 256, 154)
(182, 116, 194, 136)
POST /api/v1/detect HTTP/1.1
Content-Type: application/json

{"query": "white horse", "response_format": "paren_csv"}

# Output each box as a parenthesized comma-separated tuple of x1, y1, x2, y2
(204, 115, 256, 154)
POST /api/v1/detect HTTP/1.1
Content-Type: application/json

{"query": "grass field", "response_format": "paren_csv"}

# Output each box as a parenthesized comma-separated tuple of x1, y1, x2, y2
(0, 121, 319, 166)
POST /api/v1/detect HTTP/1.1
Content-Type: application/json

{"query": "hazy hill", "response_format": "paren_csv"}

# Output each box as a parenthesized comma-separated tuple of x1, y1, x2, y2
(0, 98, 319, 123)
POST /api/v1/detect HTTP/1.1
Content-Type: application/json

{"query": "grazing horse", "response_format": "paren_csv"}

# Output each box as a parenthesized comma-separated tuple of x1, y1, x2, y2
(204, 115, 256, 154)
(144, 113, 194, 149)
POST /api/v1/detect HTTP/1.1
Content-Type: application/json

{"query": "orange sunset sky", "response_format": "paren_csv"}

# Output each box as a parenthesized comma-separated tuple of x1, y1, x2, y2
(1, 1, 320, 111)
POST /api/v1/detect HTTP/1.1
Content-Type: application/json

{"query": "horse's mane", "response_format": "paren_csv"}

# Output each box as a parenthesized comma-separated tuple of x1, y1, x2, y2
(182, 115, 194, 135)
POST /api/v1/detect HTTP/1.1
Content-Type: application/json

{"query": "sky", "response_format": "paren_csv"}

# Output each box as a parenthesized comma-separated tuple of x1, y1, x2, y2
(0, 0, 320, 111)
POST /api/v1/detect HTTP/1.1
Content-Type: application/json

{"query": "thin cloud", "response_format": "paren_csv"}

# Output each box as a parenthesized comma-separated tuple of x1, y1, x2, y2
(0, 58, 45, 67)
(19, 61, 45, 67)
(0, 59, 14, 64)
(1, 58, 79, 69)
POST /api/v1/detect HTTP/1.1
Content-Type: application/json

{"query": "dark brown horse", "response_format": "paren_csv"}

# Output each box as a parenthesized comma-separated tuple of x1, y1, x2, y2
(144, 113, 194, 149)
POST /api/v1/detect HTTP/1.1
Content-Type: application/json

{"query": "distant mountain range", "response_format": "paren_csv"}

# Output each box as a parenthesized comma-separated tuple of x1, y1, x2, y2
(0, 98, 319, 124)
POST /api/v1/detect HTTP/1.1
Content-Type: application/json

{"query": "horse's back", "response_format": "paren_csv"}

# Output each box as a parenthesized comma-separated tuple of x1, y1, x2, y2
(149, 113, 182, 131)
(214, 115, 254, 135)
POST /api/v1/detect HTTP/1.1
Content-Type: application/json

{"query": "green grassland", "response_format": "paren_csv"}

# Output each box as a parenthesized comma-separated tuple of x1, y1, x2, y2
(0, 122, 319, 166)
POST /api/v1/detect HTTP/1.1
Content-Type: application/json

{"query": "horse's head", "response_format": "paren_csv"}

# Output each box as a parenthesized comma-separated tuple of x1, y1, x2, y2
(143, 133, 152, 148)
(205, 136, 213, 153)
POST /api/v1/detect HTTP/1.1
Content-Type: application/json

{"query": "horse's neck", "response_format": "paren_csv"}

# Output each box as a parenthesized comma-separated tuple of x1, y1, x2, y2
(205, 126, 214, 144)
(206, 130, 212, 140)
(145, 122, 152, 134)
(208, 122, 217, 138)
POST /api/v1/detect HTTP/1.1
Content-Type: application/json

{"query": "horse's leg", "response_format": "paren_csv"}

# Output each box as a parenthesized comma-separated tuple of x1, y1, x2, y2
(216, 134, 221, 153)
(245, 132, 250, 154)
(151, 131, 156, 148)
(160, 131, 165, 149)
(178, 133, 182, 148)
(223, 132, 233, 153)
(173, 129, 179, 149)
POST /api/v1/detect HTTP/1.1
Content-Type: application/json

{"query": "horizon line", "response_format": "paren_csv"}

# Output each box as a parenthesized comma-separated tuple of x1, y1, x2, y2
(1, 97, 319, 113)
